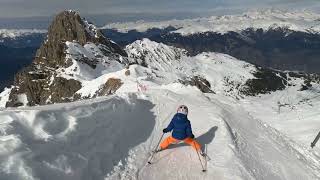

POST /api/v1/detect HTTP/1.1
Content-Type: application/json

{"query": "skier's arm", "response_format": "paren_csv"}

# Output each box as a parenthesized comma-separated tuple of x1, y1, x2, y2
(163, 118, 174, 133)
(166, 120, 174, 131)
(186, 121, 194, 138)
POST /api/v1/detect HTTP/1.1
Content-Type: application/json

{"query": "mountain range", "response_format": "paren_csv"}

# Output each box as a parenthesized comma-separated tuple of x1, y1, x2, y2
(1, 9, 320, 93)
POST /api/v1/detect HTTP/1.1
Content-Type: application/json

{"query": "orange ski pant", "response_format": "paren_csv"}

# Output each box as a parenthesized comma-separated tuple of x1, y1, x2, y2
(160, 136, 201, 151)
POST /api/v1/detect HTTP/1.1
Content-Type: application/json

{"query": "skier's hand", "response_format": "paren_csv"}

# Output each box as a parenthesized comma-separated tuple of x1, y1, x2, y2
(190, 134, 195, 139)
(163, 128, 169, 133)
(311, 142, 315, 148)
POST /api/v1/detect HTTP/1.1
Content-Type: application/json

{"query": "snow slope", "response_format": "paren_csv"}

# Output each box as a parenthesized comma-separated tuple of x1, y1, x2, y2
(104, 9, 320, 35)
(1, 85, 320, 180)
(0, 39, 320, 180)
(125, 39, 256, 96)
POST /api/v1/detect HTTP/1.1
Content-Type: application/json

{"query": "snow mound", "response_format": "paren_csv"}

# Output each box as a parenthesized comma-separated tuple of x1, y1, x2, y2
(104, 9, 320, 35)
(61, 41, 124, 81)
(0, 94, 156, 180)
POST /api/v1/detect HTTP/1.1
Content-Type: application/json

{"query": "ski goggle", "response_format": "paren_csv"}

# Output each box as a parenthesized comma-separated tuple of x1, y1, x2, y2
(177, 105, 188, 114)
(179, 106, 188, 110)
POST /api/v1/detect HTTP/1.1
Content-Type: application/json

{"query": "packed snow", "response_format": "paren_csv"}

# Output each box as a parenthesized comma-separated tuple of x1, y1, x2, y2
(0, 38, 320, 180)
(104, 9, 320, 35)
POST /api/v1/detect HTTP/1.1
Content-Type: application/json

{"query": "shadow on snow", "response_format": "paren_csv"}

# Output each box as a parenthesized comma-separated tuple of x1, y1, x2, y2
(167, 126, 218, 152)
(4, 94, 155, 180)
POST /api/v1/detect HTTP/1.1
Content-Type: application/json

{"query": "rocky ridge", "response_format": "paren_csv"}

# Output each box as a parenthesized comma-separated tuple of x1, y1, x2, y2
(6, 10, 128, 107)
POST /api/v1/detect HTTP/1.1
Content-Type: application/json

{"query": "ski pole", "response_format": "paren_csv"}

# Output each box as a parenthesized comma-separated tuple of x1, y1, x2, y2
(148, 133, 164, 164)
(193, 142, 206, 172)
(311, 131, 320, 148)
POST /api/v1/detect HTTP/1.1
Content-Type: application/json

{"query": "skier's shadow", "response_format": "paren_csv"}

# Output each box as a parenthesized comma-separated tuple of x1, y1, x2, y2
(168, 126, 218, 151)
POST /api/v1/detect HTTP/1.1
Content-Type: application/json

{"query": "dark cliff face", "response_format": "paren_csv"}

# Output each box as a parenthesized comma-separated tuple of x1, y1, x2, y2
(6, 11, 126, 107)
(104, 27, 320, 73)
(35, 11, 127, 68)
(0, 33, 45, 91)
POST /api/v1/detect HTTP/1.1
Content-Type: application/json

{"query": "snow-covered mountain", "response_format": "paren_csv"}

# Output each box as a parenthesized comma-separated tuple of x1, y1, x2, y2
(1, 33, 318, 107)
(104, 9, 320, 35)
(103, 9, 320, 73)
(1, 10, 320, 180)
(2, 10, 128, 107)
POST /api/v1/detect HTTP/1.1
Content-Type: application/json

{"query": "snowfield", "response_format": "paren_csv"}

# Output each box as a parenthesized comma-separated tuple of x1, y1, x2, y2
(104, 9, 320, 35)
(0, 39, 320, 180)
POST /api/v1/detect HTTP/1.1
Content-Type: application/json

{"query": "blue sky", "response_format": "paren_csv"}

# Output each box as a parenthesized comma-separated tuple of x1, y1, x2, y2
(0, 0, 319, 18)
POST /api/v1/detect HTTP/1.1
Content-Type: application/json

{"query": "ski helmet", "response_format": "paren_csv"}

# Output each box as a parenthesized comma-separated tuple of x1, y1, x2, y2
(177, 105, 188, 115)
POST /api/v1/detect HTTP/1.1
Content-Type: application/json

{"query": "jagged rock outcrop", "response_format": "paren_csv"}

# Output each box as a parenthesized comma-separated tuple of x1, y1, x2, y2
(97, 78, 123, 96)
(6, 10, 127, 107)
(35, 11, 127, 68)
(180, 76, 215, 93)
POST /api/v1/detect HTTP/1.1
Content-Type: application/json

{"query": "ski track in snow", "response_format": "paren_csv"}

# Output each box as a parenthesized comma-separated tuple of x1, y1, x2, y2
(214, 98, 320, 180)
(105, 89, 320, 180)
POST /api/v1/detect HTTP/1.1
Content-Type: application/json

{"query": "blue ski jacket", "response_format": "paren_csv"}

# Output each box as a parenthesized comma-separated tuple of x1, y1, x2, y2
(164, 113, 194, 140)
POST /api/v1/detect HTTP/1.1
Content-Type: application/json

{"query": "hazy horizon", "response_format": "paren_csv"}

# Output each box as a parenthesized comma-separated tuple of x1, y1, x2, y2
(0, 0, 319, 18)
(0, 0, 319, 29)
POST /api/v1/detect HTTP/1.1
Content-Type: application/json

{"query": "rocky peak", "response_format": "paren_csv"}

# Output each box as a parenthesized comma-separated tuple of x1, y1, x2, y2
(47, 10, 97, 45)
(5, 10, 127, 107)
(35, 10, 127, 68)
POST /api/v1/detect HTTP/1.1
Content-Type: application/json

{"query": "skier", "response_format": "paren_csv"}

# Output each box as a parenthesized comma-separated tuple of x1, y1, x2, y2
(159, 105, 205, 156)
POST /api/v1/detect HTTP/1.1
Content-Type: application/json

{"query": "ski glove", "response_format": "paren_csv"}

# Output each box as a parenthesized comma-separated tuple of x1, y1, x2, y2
(163, 128, 169, 133)
(190, 134, 195, 139)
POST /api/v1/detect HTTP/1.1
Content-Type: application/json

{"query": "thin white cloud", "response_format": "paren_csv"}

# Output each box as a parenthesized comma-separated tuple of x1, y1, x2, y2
(0, 0, 318, 18)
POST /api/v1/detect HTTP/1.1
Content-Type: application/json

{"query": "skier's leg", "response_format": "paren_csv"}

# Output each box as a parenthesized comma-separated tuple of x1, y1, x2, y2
(183, 137, 201, 151)
(160, 136, 178, 150)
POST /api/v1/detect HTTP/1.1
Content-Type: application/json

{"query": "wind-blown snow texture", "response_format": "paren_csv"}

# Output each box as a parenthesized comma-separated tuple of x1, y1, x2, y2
(104, 9, 320, 35)
(0, 39, 320, 180)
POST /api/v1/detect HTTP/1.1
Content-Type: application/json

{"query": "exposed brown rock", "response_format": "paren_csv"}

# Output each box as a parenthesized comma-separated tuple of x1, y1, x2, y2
(50, 77, 82, 103)
(125, 69, 131, 76)
(97, 78, 123, 96)
(6, 66, 50, 106)
(180, 76, 214, 93)
(34, 11, 127, 68)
